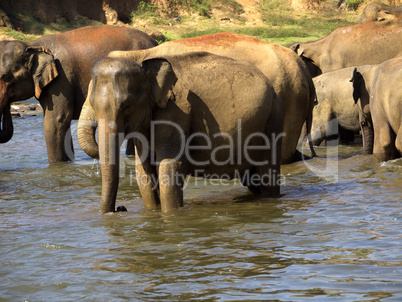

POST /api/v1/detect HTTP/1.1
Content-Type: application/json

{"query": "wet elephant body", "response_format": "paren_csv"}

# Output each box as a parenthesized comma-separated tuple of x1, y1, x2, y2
(106, 33, 317, 164)
(0, 25, 157, 162)
(310, 65, 379, 146)
(290, 20, 402, 78)
(351, 57, 402, 161)
(364, 57, 402, 161)
(78, 52, 283, 213)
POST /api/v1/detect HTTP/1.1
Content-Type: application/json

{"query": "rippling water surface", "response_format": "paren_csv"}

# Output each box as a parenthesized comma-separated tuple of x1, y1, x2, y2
(1, 110, 401, 301)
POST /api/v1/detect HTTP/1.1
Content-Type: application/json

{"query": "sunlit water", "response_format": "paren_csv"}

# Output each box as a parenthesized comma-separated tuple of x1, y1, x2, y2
(1, 108, 401, 301)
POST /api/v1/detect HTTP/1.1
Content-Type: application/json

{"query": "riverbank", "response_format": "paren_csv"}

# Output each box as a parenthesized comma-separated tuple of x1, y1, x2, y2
(0, 0, 372, 46)
(10, 102, 43, 117)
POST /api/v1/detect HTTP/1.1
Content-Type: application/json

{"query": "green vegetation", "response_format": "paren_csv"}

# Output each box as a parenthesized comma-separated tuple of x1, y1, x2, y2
(128, 0, 360, 45)
(1, 9, 102, 42)
(1, 0, 363, 46)
(345, 0, 365, 10)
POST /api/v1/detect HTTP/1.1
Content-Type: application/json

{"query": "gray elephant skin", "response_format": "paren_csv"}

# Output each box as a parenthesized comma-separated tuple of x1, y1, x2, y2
(78, 52, 283, 213)
(351, 56, 402, 161)
(0, 25, 157, 162)
(101, 32, 316, 164)
(290, 20, 402, 77)
(359, 2, 402, 23)
(310, 65, 379, 146)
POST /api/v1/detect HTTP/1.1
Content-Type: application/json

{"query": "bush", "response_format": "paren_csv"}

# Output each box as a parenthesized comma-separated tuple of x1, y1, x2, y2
(345, 0, 364, 10)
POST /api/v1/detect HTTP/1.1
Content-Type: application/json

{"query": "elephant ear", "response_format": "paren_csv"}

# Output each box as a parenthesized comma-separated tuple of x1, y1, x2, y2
(142, 58, 177, 108)
(290, 44, 304, 56)
(25, 46, 58, 99)
(350, 67, 362, 104)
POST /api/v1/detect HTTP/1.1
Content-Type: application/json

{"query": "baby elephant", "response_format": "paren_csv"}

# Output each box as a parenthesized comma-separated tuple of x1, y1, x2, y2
(351, 57, 402, 161)
(310, 65, 378, 146)
(78, 52, 283, 213)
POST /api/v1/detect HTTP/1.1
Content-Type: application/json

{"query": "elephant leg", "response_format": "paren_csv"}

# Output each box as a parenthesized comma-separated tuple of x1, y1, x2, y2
(311, 107, 334, 146)
(256, 164, 280, 197)
(310, 127, 326, 146)
(242, 158, 280, 196)
(255, 100, 281, 196)
(126, 138, 135, 155)
(281, 122, 301, 164)
(135, 146, 160, 209)
(395, 126, 402, 158)
(41, 93, 74, 162)
(373, 120, 398, 161)
(158, 158, 184, 212)
(242, 167, 261, 195)
(339, 127, 355, 144)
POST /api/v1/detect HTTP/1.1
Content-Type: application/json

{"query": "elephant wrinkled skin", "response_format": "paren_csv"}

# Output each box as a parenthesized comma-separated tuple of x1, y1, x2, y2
(105, 33, 317, 164)
(78, 52, 283, 213)
(0, 25, 157, 162)
(351, 57, 402, 162)
(290, 20, 402, 77)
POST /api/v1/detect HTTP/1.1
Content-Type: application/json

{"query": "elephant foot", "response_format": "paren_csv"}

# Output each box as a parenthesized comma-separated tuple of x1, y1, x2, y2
(116, 206, 127, 212)
(247, 184, 261, 195)
(241, 167, 261, 195)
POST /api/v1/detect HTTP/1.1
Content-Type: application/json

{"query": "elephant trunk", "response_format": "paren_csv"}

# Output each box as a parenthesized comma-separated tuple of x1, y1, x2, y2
(0, 105, 14, 143)
(362, 124, 374, 155)
(77, 101, 99, 159)
(98, 118, 122, 214)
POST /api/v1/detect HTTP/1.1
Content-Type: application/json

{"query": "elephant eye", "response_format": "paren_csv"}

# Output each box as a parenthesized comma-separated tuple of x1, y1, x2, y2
(2, 73, 14, 83)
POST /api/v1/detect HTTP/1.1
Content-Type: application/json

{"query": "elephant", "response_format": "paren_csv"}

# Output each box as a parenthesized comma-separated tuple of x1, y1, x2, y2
(102, 32, 317, 164)
(309, 65, 379, 146)
(0, 25, 157, 162)
(351, 56, 402, 161)
(290, 19, 402, 77)
(359, 2, 402, 23)
(77, 52, 283, 213)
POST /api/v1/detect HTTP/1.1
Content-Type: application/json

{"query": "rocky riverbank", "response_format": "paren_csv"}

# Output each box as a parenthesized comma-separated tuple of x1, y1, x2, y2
(10, 103, 43, 117)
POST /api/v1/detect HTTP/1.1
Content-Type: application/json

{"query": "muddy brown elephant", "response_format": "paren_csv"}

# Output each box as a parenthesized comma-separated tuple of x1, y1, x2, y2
(103, 33, 316, 164)
(359, 2, 402, 23)
(0, 25, 157, 162)
(351, 57, 402, 161)
(78, 52, 283, 213)
(309, 65, 379, 146)
(290, 20, 402, 77)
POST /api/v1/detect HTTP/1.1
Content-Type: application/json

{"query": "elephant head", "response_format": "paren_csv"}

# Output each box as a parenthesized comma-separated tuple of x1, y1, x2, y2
(0, 41, 58, 143)
(350, 67, 373, 154)
(359, 3, 402, 23)
(289, 44, 322, 78)
(78, 56, 177, 213)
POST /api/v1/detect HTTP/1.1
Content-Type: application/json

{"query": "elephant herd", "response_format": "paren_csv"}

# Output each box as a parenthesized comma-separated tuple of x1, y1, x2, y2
(292, 11, 402, 163)
(0, 3, 401, 213)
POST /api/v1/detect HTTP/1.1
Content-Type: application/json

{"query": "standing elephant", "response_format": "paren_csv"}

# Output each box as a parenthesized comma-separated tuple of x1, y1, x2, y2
(309, 65, 379, 146)
(104, 32, 316, 164)
(0, 25, 157, 162)
(78, 52, 283, 213)
(290, 20, 402, 77)
(351, 56, 402, 161)
(359, 2, 402, 23)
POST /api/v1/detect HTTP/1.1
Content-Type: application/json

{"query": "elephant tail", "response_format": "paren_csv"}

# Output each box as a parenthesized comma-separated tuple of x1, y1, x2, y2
(306, 77, 318, 158)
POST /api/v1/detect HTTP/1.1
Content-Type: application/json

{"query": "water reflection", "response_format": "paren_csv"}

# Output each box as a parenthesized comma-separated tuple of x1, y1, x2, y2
(0, 114, 401, 300)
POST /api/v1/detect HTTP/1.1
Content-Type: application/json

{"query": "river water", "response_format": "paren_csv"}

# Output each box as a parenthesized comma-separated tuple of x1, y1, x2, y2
(1, 108, 401, 301)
